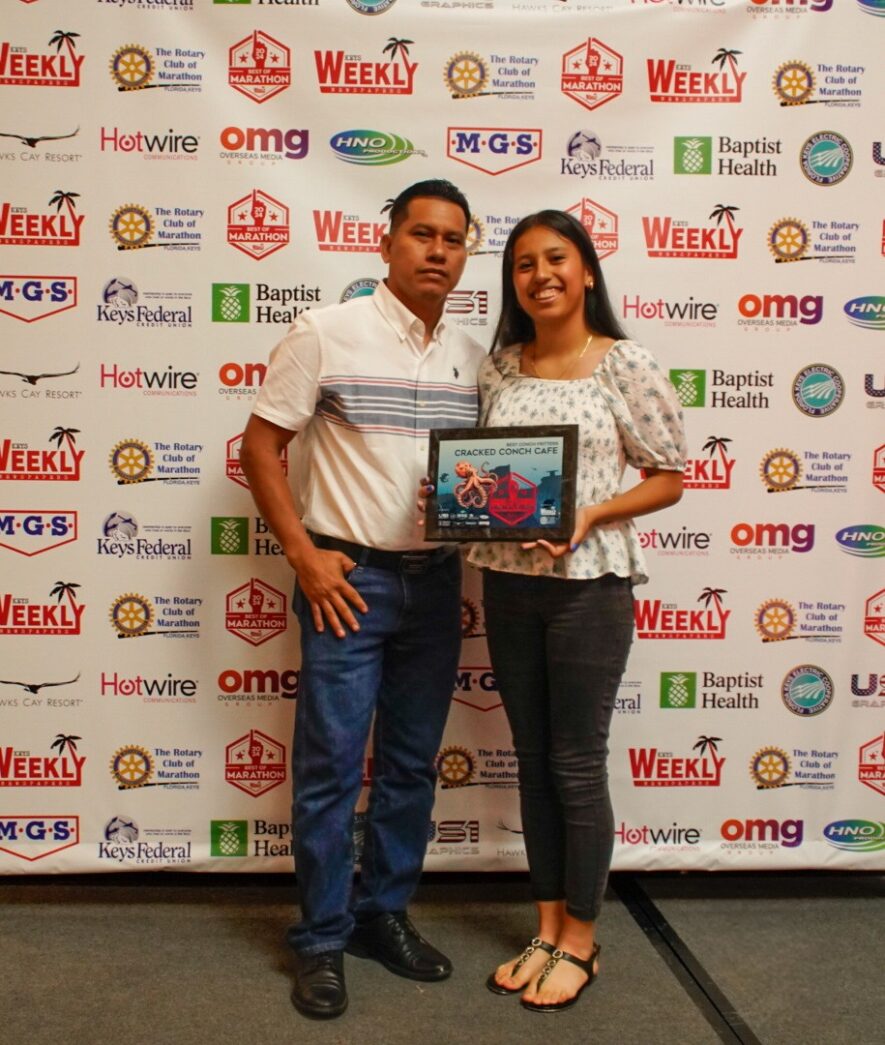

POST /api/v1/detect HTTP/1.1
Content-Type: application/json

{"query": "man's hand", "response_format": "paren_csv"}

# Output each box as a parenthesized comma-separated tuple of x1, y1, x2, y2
(293, 546, 368, 638)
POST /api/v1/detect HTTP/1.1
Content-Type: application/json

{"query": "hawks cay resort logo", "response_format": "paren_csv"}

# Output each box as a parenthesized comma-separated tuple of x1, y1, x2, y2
(0, 276, 77, 324)
(634, 586, 730, 640)
(98, 510, 192, 561)
(0, 360, 80, 400)
(219, 125, 309, 164)
(799, 131, 852, 186)
(0, 511, 78, 557)
(100, 124, 199, 161)
(110, 42, 204, 93)
(0, 29, 84, 88)
(0, 581, 84, 636)
(792, 364, 844, 417)
(767, 216, 857, 264)
(629, 735, 725, 788)
(758, 447, 849, 494)
(0, 671, 81, 711)
(109, 203, 202, 252)
(749, 744, 836, 790)
(0, 734, 85, 788)
(109, 437, 203, 486)
(643, 203, 741, 259)
(228, 31, 289, 103)
(670, 368, 772, 409)
(447, 127, 541, 175)
(108, 592, 201, 640)
(674, 135, 780, 177)
(0, 816, 79, 863)
(772, 59, 864, 108)
(660, 671, 760, 711)
(98, 816, 192, 869)
(562, 129, 655, 182)
(315, 37, 417, 95)
(444, 49, 537, 101)
(682, 435, 735, 490)
(0, 190, 83, 247)
(0, 426, 84, 482)
(560, 38, 623, 112)
(754, 597, 844, 644)
(97, 277, 193, 329)
(109, 745, 202, 790)
(0, 124, 81, 165)
(647, 47, 746, 103)
(227, 190, 289, 260)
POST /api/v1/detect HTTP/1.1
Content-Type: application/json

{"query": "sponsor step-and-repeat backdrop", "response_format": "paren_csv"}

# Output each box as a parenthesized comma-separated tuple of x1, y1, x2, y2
(1, 0, 883, 873)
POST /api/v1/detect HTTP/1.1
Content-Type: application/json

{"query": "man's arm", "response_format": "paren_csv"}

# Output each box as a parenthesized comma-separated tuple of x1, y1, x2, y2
(239, 414, 367, 638)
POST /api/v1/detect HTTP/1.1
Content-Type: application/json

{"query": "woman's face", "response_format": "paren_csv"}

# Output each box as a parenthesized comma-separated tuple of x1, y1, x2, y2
(510, 225, 592, 328)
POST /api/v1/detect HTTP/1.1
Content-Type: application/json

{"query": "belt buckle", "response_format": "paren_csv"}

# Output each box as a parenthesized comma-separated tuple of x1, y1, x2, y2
(401, 552, 430, 575)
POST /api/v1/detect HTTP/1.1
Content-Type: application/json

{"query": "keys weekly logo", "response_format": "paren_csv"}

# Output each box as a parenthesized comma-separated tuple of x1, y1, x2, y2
(313, 209, 386, 253)
(0, 735, 85, 788)
(315, 38, 417, 95)
(0, 190, 83, 247)
(0, 30, 84, 87)
(0, 581, 84, 636)
(635, 587, 730, 640)
(643, 203, 741, 259)
(0, 427, 84, 482)
(682, 436, 735, 490)
(629, 736, 725, 788)
(647, 48, 746, 103)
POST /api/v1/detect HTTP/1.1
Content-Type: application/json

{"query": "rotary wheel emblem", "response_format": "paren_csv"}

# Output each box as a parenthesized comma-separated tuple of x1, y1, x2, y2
(110, 45, 155, 90)
(445, 52, 488, 98)
(767, 219, 809, 263)
(110, 205, 154, 250)
(759, 448, 802, 491)
(466, 216, 484, 255)
(110, 593, 154, 638)
(110, 439, 154, 483)
(110, 745, 154, 788)
(461, 598, 480, 638)
(750, 747, 791, 789)
(754, 599, 796, 642)
(772, 61, 814, 106)
(436, 746, 476, 787)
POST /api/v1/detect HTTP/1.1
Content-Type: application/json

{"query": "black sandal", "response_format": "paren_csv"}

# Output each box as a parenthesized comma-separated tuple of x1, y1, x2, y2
(485, 938, 557, 995)
(520, 942, 601, 1012)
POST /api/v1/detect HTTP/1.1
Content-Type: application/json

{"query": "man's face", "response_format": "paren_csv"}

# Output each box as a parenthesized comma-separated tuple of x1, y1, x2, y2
(380, 197, 468, 315)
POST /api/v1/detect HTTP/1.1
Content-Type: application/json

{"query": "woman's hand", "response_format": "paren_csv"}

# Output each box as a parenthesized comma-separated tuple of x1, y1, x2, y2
(521, 505, 598, 559)
(416, 476, 434, 527)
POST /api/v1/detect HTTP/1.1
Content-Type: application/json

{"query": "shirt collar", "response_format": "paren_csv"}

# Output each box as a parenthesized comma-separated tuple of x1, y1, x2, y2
(373, 279, 448, 345)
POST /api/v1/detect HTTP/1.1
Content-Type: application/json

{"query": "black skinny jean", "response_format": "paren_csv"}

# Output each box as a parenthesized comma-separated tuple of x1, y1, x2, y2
(482, 569, 634, 922)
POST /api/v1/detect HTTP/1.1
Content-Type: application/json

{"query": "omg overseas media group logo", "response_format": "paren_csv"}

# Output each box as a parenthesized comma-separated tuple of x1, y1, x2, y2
(0, 29, 84, 88)
(110, 42, 204, 93)
(216, 666, 299, 709)
(220, 125, 309, 165)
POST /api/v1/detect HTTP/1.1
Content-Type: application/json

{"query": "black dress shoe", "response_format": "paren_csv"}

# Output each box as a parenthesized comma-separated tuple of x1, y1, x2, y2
(346, 912, 452, 981)
(290, 950, 347, 1020)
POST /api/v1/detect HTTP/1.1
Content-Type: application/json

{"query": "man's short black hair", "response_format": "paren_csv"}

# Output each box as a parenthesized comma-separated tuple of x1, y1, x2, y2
(384, 180, 471, 233)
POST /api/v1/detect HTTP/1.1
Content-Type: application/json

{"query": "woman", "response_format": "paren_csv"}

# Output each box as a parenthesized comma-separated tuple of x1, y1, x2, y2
(427, 211, 686, 1012)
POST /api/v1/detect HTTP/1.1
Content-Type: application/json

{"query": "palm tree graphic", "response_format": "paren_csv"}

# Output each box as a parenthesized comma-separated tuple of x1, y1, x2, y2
(709, 204, 739, 235)
(51, 733, 82, 757)
(711, 48, 742, 79)
(49, 426, 80, 454)
(50, 580, 81, 607)
(702, 435, 732, 465)
(48, 30, 80, 63)
(383, 38, 413, 63)
(48, 190, 80, 227)
(693, 736, 722, 758)
(698, 587, 727, 610)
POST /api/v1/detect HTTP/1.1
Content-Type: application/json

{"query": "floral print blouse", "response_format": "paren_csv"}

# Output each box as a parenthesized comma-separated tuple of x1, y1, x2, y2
(467, 340, 687, 584)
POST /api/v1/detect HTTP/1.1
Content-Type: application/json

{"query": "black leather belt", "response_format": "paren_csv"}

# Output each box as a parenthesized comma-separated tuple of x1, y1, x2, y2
(309, 533, 456, 574)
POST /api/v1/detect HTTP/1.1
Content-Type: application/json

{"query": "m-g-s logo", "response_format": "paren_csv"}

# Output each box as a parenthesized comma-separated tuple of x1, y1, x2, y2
(0, 511, 78, 556)
(0, 276, 77, 323)
(0, 816, 80, 861)
(446, 128, 542, 175)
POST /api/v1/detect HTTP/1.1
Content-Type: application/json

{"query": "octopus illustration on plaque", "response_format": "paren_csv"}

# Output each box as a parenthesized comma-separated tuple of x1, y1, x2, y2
(454, 460, 499, 508)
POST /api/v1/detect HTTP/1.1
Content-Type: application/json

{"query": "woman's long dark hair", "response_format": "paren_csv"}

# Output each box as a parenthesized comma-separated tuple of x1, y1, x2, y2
(491, 209, 628, 350)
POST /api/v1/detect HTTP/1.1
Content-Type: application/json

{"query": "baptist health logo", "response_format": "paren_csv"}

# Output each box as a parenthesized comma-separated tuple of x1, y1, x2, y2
(670, 369, 705, 407)
(674, 137, 711, 175)
(210, 819, 248, 857)
(661, 672, 696, 709)
(212, 283, 250, 323)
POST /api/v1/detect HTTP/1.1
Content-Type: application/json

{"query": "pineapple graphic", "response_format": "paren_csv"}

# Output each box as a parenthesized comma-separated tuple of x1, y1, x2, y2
(669, 369, 705, 408)
(211, 820, 248, 857)
(211, 516, 248, 555)
(674, 136, 711, 175)
(212, 283, 250, 323)
(661, 672, 696, 709)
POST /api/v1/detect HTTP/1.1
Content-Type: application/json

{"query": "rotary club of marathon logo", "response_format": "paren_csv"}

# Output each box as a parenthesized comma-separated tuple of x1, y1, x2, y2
(108, 438, 202, 485)
(443, 50, 535, 101)
(758, 447, 848, 494)
(228, 31, 290, 103)
(754, 598, 844, 645)
(109, 43, 203, 93)
(771, 59, 862, 108)
(108, 592, 201, 640)
(108, 204, 202, 252)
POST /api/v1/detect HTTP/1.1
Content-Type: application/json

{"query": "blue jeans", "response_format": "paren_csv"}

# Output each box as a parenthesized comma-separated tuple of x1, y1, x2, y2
(482, 569, 634, 922)
(287, 553, 462, 955)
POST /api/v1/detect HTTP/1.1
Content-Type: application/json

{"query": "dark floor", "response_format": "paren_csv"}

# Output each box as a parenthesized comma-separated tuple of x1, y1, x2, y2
(1, 872, 881, 1045)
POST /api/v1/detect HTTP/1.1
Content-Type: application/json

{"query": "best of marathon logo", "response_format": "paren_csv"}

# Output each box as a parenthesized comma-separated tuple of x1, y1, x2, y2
(225, 579, 288, 646)
(227, 190, 289, 260)
(567, 198, 618, 259)
(0, 191, 83, 247)
(108, 593, 201, 640)
(443, 50, 536, 101)
(635, 587, 730, 640)
(0, 30, 84, 87)
(97, 277, 193, 329)
(0, 735, 85, 787)
(0, 816, 79, 862)
(0, 428, 84, 482)
(315, 38, 416, 95)
(643, 203, 741, 259)
(225, 729, 287, 797)
(227, 432, 288, 490)
(110, 42, 204, 93)
(229, 31, 290, 102)
(560, 38, 623, 112)
(0, 582, 84, 636)
(647, 48, 746, 103)
(109, 438, 202, 485)
(0, 276, 77, 323)
(446, 128, 542, 175)
(98, 511, 193, 562)
(629, 736, 725, 787)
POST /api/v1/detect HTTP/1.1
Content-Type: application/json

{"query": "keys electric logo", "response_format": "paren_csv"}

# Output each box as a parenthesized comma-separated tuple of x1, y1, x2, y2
(647, 48, 745, 103)
(436, 745, 518, 789)
(109, 203, 202, 252)
(737, 292, 823, 331)
(341, 278, 378, 303)
(0, 816, 79, 862)
(109, 745, 202, 790)
(823, 820, 885, 853)
(767, 216, 857, 264)
(220, 126, 309, 164)
(225, 730, 287, 797)
(101, 671, 197, 705)
(110, 43, 204, 93)
(225, 579, 288, 646)
(99, 817, 192, 867)
(0, 30, 84, 88)
(720, 818, 803, 851)
(228, 32, 290, 102)
(100, 126, 199, 160)
(671, 369, 772, 409)
(0, 735, 85, 787)
(98, 511, 192, 562)
(844, 296, 885, 332)
(0, 276, 77, 323)
(772, 59, 864, 108)
(313, 209, 385, 253)
(629, 736, 725, 788)
(858, 733, 885, 796)
(563, 130, 654, 182)
(792, 365, 844, 417)
(675, 135, 780, 177)
(781, 665, 834, 716)
(682, 436, 735, 490)
(444, 50, 537, 101)
(108, 593, 201, 640)
(453, 666, 501, 712)
(227, 190, 289, 260)
(567, 198, 617, 259)
(624, 295, 718, 328)
(217, 667, 299, 707)
(227, 433, 288, 490)
(0, 191, 83, 247)
(754, 597, 844, 643)
(634, 587, 730, 640)
(0, 511, 77, 557)
(864, 589, 885, 648)
(109, 438, 203, 486)
(315, 38, 417, 95)
(643, 203, 741, 259)
(561, 38, 623, 112)
(447, 128, 541, 175)
(0, 582, 84, 636)
(729, 520, 815, 557)
(800, 131, 852, 186)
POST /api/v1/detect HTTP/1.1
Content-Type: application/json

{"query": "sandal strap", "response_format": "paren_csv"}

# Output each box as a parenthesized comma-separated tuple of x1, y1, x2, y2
(511, 937, 556, 974)
(535, 943, 601, 989)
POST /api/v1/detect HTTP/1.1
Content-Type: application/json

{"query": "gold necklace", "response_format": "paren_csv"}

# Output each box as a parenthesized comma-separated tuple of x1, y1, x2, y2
(528, 332, 594, 381)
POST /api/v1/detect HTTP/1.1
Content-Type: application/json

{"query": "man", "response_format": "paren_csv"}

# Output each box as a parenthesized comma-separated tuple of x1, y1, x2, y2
(239, 180, 484, 1020)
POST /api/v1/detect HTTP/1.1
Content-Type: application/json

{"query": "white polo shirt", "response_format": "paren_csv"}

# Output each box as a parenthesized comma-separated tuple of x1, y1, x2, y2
(252, 281, 486, 551)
